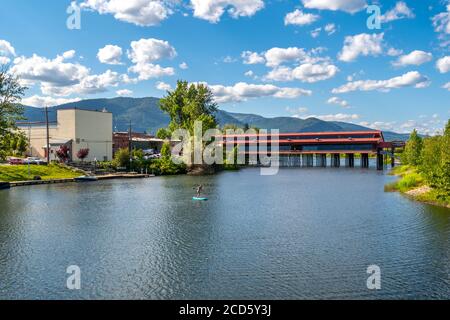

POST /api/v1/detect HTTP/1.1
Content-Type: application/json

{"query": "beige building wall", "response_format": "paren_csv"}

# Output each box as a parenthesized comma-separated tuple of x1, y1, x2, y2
(19, 109, 113, 162)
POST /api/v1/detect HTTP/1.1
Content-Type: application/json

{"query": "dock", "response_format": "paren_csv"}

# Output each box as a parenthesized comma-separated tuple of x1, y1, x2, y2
(6, 174, 153, 188)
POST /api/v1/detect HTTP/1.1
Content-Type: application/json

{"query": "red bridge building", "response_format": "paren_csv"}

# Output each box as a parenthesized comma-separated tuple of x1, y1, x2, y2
(220, 130, 405, 170)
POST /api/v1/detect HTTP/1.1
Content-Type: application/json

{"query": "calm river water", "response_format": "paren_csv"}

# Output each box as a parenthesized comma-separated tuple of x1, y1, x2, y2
(0, 168, 449, 299)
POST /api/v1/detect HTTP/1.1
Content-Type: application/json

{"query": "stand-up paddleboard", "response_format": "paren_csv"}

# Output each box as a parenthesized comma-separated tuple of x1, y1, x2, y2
(193, 197, 208, 201)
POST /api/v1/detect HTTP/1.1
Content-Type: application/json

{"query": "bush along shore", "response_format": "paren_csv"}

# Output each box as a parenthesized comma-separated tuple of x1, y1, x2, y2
(385, 166, 449, 208)
(384, 120, 450, 209)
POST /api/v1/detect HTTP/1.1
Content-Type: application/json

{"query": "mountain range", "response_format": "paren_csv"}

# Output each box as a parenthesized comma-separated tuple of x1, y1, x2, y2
(21, 97, 410, 141)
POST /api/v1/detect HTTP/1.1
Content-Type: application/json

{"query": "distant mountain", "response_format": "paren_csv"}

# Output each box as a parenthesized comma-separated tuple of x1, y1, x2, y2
(21, 97, 410, 141)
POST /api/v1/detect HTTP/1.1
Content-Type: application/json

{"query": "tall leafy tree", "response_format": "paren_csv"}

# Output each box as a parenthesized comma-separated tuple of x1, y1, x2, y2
(0, 65, 27, 159)
(402, 129, 423, 166)
(159, 80, 218, 134)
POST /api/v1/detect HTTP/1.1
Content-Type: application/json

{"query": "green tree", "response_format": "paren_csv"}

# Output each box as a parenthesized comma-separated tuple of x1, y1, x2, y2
(156, 128, 170, 139)
(0, 65, 27, 159)
(402, 129, 423, 166)
(16, 135, 28, 156)
(113, 148, 130, 169)
(159, 80, 218, 135)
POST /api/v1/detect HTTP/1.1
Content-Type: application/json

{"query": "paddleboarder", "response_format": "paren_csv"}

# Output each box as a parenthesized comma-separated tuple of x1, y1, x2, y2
(196, 184, 204, 198)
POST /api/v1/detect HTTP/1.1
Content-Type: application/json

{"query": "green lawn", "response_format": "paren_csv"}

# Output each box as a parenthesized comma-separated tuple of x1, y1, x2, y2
(0, 164, 81, 182)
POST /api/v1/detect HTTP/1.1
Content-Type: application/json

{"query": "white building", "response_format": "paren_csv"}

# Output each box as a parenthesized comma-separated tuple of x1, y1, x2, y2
(19, 108, 113, 162)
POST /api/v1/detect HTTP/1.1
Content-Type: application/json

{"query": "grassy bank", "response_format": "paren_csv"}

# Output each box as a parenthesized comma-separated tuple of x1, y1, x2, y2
(0, 164, 82, 182)
(385, 165, 450, 208)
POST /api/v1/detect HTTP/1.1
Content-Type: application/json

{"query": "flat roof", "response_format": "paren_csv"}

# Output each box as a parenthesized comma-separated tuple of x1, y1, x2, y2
(57, 108, 112, 114)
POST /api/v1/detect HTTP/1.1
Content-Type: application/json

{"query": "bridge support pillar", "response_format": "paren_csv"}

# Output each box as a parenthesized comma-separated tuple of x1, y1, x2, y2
(331, 154, 340, 167)
(301, 154, 308, 167)
(391, 147, 395, 168)
(345, 154, 355, 168)
(316, 154, 327, 167)
(306, 154, 314, 167)
(361, 154, 369, 168)
(377, 149, 384, 171)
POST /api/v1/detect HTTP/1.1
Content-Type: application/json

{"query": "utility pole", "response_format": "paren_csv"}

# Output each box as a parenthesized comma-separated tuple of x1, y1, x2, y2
(129, 120, 132, 172)
(45, 106, 50, 164)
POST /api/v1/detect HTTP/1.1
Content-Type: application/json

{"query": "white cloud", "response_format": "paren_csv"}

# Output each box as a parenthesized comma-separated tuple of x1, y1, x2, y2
(128, 63, 175, 80)
(443, 82, 450, 91)
(432, 4, 450, 35)
(80, 0, 172, 26)
(156, 81, 172, 91)
(387, 48, 403, 56)
(97, 45, 123, 65)
(208, 82, 312, 103)
(0, 56, 11, 64)
(21, 95, 81, 107)
(327, 96, 349, 108)
(264, 47, 307, 67)
(338, 33, 384, 62)
(393, 50, 433, 67)
(284, 9, 319, 26)
(310, 27, 321, 38)
(380, 1, 415, 23)
(0, 40, 16, 57)
(128, 38, 177, 64)
(301, 0, 367, 13)
(244, 70, 254, 77)
(42, 69, 122, 96)
(127, 38, 176, 81)
(11, 53, 90, 88)
(436, 56, 450, 73)
(190, 0, 265, 23)
(241, 51, 265, 64)
(324, 23, 336, 35)
(116, 89, 133, 96)
(266, 63, 338, 83)
(179, 62, 189, 69)
(303, 113, 360, 122)
(332, 71, 430, 93)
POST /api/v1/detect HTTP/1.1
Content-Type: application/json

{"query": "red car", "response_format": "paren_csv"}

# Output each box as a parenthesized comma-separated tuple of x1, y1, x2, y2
(9, 158, 24, 165)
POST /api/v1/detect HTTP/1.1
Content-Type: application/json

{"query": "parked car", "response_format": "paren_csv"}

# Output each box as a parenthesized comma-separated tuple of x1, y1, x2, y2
(24, 157, 47, 165)
(9, 158, 24, 165)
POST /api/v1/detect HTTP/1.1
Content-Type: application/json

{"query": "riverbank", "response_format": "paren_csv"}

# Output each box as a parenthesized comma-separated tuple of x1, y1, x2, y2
(0, 164, 82, 182)
(385, 166, 450, 208)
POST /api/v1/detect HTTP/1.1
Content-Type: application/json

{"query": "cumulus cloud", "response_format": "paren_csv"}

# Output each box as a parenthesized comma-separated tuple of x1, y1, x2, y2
(392, 50, 433, 67)
(387, 48, 403, 56)
(190, 0, 264, 23)
(265, 63, 339, 83)
(128, 38, 177, 64)
(327, 96, 349, 108)
(332, 71, 430, 93)
(241, 51, 265, 64)
(208, 82, 312, 103)
(80, 0, 172, 26)
(97, 45, 123, 65)
(443, 82, 450, 91)
(301, 0, 367, 13)
(284, 9, 319, 26)
(0, 39, 16, 57)
(179, 62, 189, 69)
(116, 89, 133, 96)
(156, 81, 172, 91)
(128, 63, 174, 80)
(338, 33, 384, 62)
(264, 47, 308, 67)
(127, 38, 177, 81)
(21, 95, 81, 107)
(11, 52, 90, 88)
(380, 1, 415, 23)
(436, 56, 450, 73)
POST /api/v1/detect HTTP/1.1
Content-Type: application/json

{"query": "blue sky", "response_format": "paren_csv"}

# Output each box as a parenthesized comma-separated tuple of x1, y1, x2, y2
(0, 0, 449, 134)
